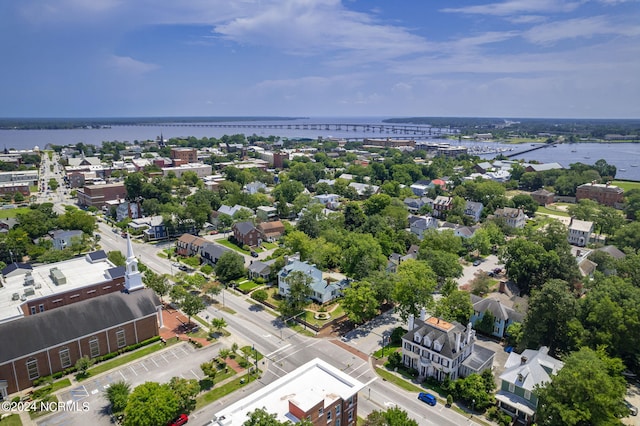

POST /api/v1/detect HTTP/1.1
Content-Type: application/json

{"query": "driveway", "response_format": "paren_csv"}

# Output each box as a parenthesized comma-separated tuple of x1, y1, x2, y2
(457, 254, 503, 289)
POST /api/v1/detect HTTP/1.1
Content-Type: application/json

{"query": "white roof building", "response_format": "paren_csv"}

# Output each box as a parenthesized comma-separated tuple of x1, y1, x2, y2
(211, 358, 366, 425)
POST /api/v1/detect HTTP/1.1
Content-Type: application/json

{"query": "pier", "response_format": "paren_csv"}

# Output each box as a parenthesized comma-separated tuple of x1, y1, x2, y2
(505, 142, 558, 158)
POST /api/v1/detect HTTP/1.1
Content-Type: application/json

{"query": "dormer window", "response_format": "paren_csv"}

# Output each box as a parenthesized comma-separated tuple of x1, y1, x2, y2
(423, 335, 432, 347)
(414, 333, 422, 343)
(433, 340, 443, 352)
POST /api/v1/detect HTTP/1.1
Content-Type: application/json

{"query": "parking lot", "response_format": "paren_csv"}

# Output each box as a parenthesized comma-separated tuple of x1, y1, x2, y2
(38, 343, 213, 426)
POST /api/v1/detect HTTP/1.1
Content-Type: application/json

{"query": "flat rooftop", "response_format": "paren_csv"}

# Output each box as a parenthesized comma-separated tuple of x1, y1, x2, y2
(426, 316, 454, 331)
(212, 358, 366, 425)
(0, 254, 116, 324)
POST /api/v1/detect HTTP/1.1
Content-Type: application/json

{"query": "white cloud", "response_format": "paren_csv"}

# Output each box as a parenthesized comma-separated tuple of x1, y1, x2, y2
(107, 55, 159, 75)
(213, 0, 430, 60)
(506, 15, 548, 23)
(524, 15, 640, 44)
(440, 0, 581, 16)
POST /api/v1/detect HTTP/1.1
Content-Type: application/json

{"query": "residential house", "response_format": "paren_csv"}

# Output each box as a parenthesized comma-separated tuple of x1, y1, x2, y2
(0, 218, 18, 233)
(176, 234, 207, 257)
(248, 259, 274, 281)
(410, 180, 431, 196)
(432, 196, 453, 218)
(496, 347, 564, 425)
(401, 311, 495, 381)
(216, 204, 253, 218)
(454, 225, 479, 239)
(49, 230, 83, 250)
(576, 182, 624, 207)
(464, 201, 484, 222)
(404, 197, 433, 213)
(470, 296, 525, 339)
(244, 181, 267, 195)
(257, 221, 286, 242)
(492, 207, 526, 229)
(410, 216, 438, 240)
(313, 193, 341, 210)
(200, 242, 231, 266)
(348, 182, 379, 198)
(211, 358, 365, 426)
(278, 259, 348, 304)
(573, 247, 598, 277)
(129, 215, 167, 241)
(387, 245, 419, 273)
(485, 170, 511, 182)
(232, 221, 262, 247)
(567, 218, 594, 247)
(530, 189, 555, 206)
(256, 206, 278, 222)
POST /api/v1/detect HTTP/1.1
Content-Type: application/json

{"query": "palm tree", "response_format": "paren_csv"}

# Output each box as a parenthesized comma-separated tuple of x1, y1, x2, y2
(104, 380, 131, 414)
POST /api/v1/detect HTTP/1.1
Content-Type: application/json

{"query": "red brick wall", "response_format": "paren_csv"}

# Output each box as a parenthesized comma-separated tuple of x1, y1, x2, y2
(22, 277, 125, 316)
(0, 314, 159, 395)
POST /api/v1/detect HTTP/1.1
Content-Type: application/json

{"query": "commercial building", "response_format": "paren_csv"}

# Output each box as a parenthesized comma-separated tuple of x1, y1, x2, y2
(170, 147, 198, 164)
(76, 183, 127, 209)
(211, 358, 366, 426)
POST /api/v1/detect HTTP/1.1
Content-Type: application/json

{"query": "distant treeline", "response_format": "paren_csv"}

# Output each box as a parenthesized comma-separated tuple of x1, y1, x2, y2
(0, 116, 305, 130)
(383, 117, 640, 139)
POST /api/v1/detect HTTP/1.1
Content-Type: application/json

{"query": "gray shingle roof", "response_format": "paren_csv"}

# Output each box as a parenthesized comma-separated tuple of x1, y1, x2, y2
(0, 289, 159, 364)
(233, 221, 257, 236)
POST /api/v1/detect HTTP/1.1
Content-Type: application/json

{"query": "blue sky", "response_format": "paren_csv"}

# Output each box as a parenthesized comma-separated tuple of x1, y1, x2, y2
(1, 0, 639, 118)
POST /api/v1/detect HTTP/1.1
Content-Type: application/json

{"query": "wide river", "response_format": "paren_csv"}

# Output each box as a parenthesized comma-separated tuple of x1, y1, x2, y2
(1, 118, 638, 181)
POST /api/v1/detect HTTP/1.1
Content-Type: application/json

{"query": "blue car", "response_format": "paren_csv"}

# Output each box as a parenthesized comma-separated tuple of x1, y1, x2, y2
(418, 392, 437, 406)
(504, 346, 514, 353)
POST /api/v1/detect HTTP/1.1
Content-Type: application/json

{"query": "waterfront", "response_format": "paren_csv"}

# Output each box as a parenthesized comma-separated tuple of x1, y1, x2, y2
(1, 118, 639, 181)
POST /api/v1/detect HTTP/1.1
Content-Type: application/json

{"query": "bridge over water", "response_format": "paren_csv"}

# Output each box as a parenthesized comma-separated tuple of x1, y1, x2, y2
(120, 122, 454, 137)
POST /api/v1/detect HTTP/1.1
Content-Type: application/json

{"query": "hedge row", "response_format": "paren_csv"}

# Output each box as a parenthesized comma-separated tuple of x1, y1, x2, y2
(32, 336, 162, 386)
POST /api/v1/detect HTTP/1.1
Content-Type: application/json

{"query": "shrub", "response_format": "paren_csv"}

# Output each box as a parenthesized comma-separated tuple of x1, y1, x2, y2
(390, 327, 407, 344)
(252, 289, 268, 302)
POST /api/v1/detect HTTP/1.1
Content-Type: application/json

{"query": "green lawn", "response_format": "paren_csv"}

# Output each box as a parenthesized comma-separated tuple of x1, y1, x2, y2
(613, 180, 640, 192)
(0, 414, 22, 426)
(81, 338, 178, 379)
(536, 205, 570, 217)
(195, 373, 259, 410)
(238, 280, 261, 292)
(0, 207, 30, 219)
(262, 242, 278, 250)
(216, 239, 250, 254)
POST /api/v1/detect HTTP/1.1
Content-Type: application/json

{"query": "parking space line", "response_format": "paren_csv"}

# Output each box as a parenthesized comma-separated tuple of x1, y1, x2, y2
(119, 370, 127, 380)
(151, 357, 159, 367)
(129, 365, 138, 376)
(190, 369, 200, 379)
(139, 361, 149, 371)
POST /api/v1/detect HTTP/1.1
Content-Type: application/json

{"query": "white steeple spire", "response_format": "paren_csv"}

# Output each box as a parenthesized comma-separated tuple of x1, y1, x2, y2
(124, 232, 144, 292)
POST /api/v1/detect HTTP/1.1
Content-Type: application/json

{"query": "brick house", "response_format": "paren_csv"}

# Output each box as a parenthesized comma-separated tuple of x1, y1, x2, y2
(232, 221, 262, 247)
(530, 189, 555, 206)
(76, 183, 127, 209)
(432, 196, 453, 218)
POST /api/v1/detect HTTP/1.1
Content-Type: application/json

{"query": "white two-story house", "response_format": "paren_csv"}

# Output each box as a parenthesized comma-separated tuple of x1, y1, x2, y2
(401, 311, 495, 382)
(567, 218, 593, 247)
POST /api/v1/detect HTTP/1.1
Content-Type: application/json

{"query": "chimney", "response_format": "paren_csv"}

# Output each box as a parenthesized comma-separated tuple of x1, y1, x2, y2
(408, 314, 415, 331)
(455, 332, 461, 352)
(466, 322, 473, 344)
(419, 307, 427, 321)
(520, 356, 528, 365)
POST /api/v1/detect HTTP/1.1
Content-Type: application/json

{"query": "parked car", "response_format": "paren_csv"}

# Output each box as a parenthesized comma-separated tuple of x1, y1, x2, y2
(473, 259, 481, 266)
(250, 251, 259, 258)
(418, 392, 437, 406)
(625, 400, 638, 416)
(178, 265, 189, 272)
(167, 414, 188, 426)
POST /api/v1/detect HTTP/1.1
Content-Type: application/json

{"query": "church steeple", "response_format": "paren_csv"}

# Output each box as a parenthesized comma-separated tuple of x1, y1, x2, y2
(124, 232, 144, 292)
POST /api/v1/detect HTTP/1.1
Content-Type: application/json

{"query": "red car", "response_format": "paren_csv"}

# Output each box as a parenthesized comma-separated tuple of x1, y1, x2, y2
(168, 414, 188, 426)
